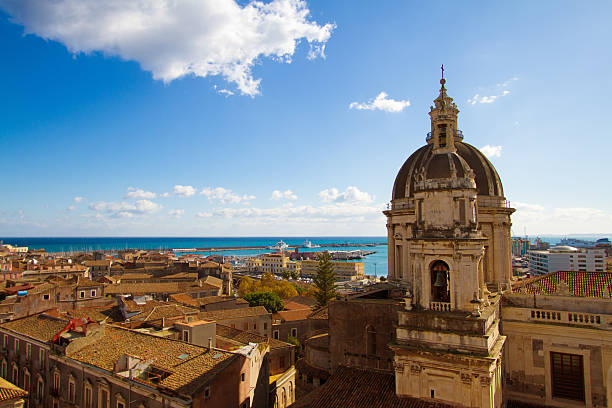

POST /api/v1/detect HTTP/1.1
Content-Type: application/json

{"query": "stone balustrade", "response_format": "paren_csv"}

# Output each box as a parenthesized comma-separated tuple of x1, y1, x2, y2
(430, 301, 451, 312)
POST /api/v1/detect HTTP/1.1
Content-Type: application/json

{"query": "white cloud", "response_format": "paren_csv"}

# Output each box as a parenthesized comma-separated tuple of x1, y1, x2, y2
(66, 205, 76, 211)
(468, 77, 517, 105)
(125, 187, 156, 199)
(480, 145, 502, 158)
(88, 199, 162, 217)
(512, 202, 612, 235)
(168, 209, 184, 219)
(349, 92, 410, 113)
(196, 211, 213, 218)
(161, 192, 170, 198)
(318, 186, 374, 203)
(173, 185, 196, 198)
(201, 187, 255, 204)
(0, 0, 335, 96)
(271, 189, 298, 200)
(209, 202, 383, 221)
(73, 197, 85, 203)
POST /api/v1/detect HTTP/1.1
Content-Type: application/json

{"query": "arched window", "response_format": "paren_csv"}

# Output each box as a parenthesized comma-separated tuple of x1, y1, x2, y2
(366, 325, 377, 356)
(431, 261, 450, 302)
(1, 359, 7, 379)
(11, 363, 18, 384)
(22, 368, 30, 391)
(36, 375, 44, 402)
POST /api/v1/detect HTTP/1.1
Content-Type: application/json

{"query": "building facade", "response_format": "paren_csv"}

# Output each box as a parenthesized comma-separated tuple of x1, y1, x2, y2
(528, 246, 605, 275)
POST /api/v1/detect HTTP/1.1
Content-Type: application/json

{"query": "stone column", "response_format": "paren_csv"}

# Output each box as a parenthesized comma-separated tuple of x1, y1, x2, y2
(387, 224, 395, 281)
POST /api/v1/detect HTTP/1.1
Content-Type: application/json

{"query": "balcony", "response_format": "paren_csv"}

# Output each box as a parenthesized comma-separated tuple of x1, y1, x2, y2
(430, 302, 451, 312)
(426, 129, 463, 142)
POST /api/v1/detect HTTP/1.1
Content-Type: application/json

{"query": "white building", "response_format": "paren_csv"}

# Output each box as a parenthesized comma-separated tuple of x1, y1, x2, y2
(528, 245, 605, 275)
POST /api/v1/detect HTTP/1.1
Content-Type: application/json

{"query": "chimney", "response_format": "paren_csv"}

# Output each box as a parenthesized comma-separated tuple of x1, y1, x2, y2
(208, 337, 212, 350)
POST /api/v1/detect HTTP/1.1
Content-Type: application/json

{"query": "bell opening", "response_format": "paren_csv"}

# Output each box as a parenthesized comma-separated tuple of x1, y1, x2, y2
(431, 260, 450, 302)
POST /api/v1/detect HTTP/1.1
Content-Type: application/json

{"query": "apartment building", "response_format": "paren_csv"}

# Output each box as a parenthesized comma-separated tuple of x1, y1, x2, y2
(528, 246, 606, 275)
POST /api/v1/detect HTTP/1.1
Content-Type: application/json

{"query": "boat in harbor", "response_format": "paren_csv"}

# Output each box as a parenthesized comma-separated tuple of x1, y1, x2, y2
(268, 240, 289, 251)
(302, 240, 320, 248)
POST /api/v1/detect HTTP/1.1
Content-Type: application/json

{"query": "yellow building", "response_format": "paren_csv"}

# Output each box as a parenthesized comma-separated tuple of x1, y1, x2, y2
(247, 254, 301, 275)
(300, 260, 364, 279)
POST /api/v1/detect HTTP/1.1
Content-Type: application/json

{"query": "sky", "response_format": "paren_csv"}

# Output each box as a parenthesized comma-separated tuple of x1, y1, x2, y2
(0, 0, 611, 237)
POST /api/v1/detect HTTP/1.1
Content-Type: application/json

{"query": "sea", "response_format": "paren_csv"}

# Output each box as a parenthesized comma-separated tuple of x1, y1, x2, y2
(0, 236, 390, 277)
(1, 234, 609, 278)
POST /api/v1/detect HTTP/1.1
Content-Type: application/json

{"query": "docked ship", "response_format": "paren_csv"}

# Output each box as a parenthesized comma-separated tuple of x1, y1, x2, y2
(268, 240, 289, 251)
(302, 240, 320, 248)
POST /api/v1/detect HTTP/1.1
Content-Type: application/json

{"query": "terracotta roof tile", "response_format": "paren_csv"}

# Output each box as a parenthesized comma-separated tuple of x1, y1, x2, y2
(68, 326, 236, 396)
(308, 307, 328, 320)
(0, 314, 68, 342)
(305, 366, 455, 408)
(198, 306, 270, 322)
(105, 282, 215, 295)
(0, 377, 28, 401)
(512, 271, 612, 298)
(216, 324, 292, 350)
(287, 296, 317, 306)
(273, 309, 312, 323)
(169, 293, 199, 307)
(282, 301, 312, 311)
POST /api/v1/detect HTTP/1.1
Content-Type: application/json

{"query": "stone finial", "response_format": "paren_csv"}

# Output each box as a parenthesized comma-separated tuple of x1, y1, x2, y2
(497, 282, 504, 294)
(520, 280, 527, 294)
(555, 280, 570, 296)
(404, 289, 413, 311)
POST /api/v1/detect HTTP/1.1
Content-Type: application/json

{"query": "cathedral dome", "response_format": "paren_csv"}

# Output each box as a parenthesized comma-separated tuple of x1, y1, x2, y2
(392, 141, 504, 200)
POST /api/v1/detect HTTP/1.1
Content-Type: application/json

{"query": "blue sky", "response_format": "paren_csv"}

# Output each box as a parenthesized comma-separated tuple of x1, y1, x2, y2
(0, 0, 610, 237)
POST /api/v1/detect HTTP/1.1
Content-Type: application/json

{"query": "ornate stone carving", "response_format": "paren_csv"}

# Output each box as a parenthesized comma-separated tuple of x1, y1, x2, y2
(480, 376, 491, 386)
(554, 280, 570, 296)
(410, 364, 421, 374)
(461, 372, 472, 384)
(394, 232, 403, 240)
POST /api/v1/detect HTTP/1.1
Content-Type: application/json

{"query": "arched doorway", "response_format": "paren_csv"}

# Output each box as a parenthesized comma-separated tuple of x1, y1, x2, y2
(431, 260, 450, 302)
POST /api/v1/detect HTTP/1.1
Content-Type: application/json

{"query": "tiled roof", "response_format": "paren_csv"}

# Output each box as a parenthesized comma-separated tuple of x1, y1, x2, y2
(308, 307, 328, 320)
(161, 272, 198, 280)
(273, 309, 312, 323)
(169, 293, 199, 307)
(0, 313, 68, 342)
(119, 273, 153, 280)
(287, 296, 317, 307)
(512, 271, 612, 298)
(105, 282, 212, 295)
(0, 377, 28, 401)
(142, 305, 199, 322)
(282, 300, 312, 311)
(123, 300, 198, 321)
(68, 326, 236, 395)
(64, 306, 121, 323)
(197, 296, 245, 306)
(304, 366, 455, 408)
(75, 276, 100, 287)
(27, 282, 57, 295)
(203, 275, 223, 288)
(198, 306, 270, 322)
(216, 324, 292, 350)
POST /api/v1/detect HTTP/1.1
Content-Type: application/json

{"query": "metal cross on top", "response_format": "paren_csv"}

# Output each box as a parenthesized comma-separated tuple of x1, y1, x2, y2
(441, 64, 444, 79)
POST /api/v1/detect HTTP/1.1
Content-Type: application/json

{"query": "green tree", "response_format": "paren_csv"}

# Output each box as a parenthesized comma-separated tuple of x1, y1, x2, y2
(243, 291, 285, 313)
(286, 336, 301, 361)
(313, 251, 337, 308)
(238, 276, 255, 297)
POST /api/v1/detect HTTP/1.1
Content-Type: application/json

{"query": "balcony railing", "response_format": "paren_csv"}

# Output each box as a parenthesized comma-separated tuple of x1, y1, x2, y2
(430, 302, 451, 312)
(426, 130, 463, 142)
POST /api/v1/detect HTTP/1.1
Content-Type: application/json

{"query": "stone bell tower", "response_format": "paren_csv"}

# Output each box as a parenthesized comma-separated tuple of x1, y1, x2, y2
(385, 73, 511, 407)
